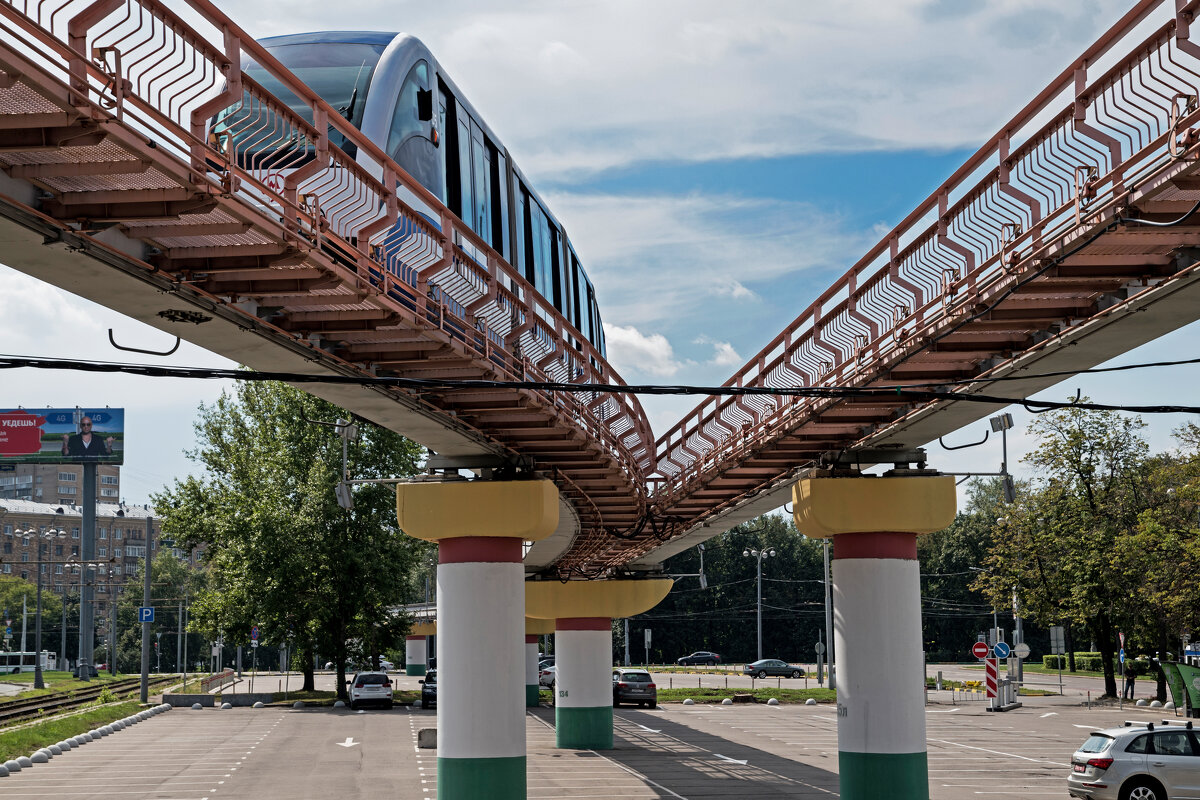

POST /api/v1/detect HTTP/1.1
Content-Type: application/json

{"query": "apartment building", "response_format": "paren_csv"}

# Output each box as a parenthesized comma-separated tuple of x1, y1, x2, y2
(0, 463, 122, 504)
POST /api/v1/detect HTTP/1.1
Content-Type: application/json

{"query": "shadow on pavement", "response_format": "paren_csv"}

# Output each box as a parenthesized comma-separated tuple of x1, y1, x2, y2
(530, 705, 840, 798)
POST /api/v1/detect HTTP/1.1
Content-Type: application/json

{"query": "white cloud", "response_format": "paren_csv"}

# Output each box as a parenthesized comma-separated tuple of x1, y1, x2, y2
(603, 324, 687, 379)
(210, 0, 1140, 180)
(705, 340, 742, 369)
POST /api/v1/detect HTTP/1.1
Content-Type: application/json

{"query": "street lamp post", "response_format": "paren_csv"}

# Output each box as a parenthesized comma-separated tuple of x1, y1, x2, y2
(743, 547, 776, 661)
(18, 526, 68, 689)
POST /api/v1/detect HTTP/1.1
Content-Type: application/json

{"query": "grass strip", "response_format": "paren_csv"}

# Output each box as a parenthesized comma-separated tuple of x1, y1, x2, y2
(0, 700, 143, 763)
(0, 673, 132, 705)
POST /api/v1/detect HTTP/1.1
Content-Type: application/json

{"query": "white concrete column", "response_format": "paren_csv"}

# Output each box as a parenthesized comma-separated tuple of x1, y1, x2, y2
(405, 636, 427, 676)
(525, 636, 540, 707)
(554, 618, 613, 749)
(438, 537, 526, 798)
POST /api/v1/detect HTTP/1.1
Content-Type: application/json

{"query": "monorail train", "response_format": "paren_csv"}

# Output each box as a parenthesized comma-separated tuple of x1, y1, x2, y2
(238, 31, 606, 356)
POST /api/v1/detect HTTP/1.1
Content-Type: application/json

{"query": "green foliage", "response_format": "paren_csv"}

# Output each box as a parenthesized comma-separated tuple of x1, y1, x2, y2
(0, 574, 65, 635)
(981, 404, 1200, 698)
(1043, 652, 1109, 671)
(151, 381, 426, 696)
(111, 551, 205, 673)
(0, 700, 141, 763)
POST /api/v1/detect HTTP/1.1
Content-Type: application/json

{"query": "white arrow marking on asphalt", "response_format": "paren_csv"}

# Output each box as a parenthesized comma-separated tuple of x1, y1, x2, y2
(714, 754, 748, 765)
(336, 738, 358, 748)
(1074, 724, 1098, 729)
(1041, 712, 1058, 718)
(636, 724, 662, 733)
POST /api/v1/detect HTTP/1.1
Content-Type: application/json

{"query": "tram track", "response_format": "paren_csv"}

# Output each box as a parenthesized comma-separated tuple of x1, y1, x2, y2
(0, 676, 175, 728)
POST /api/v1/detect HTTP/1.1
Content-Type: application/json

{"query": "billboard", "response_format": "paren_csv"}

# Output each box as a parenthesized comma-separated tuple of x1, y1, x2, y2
(0, 408, 125, 464)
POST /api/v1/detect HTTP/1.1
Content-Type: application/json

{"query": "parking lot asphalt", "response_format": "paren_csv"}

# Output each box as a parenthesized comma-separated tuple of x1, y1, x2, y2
(1, 685, 1178, 798)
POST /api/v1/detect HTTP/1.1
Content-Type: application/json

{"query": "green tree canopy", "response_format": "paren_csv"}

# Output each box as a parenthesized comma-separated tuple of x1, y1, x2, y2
(152, 381, 429, 695)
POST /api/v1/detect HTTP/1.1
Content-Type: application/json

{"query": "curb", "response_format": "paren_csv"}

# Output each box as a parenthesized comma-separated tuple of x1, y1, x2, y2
(0, 703, 172, 777)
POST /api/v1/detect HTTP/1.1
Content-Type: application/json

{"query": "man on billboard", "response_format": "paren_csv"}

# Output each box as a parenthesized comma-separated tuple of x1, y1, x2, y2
(61, 416, 114, 458)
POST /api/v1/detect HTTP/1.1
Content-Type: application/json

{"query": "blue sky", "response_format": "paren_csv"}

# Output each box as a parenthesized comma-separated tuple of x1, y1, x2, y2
(2, 0, 1196, 506)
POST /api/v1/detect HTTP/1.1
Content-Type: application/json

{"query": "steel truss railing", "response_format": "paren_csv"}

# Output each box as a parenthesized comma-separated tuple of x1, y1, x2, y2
(0, 0, 654, 489)
(651, 0, 1200, 518)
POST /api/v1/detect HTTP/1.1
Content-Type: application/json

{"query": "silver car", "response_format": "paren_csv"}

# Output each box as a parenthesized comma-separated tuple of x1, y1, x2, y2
(1068, 720, 1200, 800)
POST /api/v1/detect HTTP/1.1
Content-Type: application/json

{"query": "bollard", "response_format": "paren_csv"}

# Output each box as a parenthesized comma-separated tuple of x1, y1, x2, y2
(1088, 691, 1091, 710)
(937, 670, 942, 691)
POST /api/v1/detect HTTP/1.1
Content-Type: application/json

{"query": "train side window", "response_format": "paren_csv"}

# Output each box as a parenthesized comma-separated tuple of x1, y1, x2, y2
(472, 127, 491, 241)
(457, 115, 473, 232)
(513, 186, 527, 277)
(574, 263, 590, 344)
(438, 88, 451, 207)
(492, 149, 509, 261)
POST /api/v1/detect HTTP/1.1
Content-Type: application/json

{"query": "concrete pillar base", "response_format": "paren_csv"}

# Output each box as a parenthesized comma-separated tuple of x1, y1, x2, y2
(439, 756, 525, 799)
(555, 706, 614, 750)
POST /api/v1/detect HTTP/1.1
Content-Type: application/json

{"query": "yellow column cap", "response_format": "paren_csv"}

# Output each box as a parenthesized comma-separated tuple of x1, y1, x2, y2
(792, 475, 956, 539)
(525, 578, 673, 620)
(396, 479, 560, 542)
(410, 621, 437, 636)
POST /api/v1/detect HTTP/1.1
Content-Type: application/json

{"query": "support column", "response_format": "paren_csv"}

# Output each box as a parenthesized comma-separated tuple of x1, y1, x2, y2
(525, 635, 541, 707)
(793, 473, 955, 800)
(555, 617, 613, 748)
(524, 617, 554, 708)
(527, 579, 672, 751)
(397, 479, 560, 800)
(405, 636, 427, 676)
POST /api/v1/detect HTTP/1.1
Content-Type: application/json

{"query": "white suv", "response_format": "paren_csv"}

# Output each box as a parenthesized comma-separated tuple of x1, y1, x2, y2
(348, 671, 394, 710)
(1068, 719, 1199, 800)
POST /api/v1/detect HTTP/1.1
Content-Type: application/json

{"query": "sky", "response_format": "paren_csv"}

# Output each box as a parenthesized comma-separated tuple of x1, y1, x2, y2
(3, 0, 1198, 508)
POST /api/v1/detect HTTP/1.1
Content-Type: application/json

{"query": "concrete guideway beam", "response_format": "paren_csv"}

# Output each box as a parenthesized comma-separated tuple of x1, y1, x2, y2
(396, 480, 561, 800)
(526, 578, 673, 749)
(792, 475, 955, 800)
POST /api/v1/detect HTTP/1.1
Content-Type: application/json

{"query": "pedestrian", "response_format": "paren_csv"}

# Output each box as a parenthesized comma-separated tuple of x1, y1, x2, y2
(1124, 667, 1136, 700)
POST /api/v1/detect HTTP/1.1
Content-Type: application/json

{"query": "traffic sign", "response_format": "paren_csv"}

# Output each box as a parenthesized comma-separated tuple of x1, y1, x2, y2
(971, 641, 990, 659)
(985, 658, 999, 698)
(137, 606, 155, 623)
(993, 641, 1011, 659)
(1013, 642, 1031, 659)
(814, 641, 826, 655)
(1119, 648, 1125, 664)
(251, 625, 259, 641)
(251, 641, 258, 648)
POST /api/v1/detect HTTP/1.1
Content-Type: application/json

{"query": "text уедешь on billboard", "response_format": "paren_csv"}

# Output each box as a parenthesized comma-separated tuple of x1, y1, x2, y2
(0, 408, 125, 465)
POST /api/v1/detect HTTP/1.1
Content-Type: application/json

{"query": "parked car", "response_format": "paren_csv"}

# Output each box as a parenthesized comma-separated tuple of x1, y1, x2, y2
(1067, 719, 1200, 800)
(612, 668, 657, 708)
(348, 671, 393, 710)
(538, 656, 555, 670)
(379, 659, 395, 672)
(676, 651, 721, 666)
(538, 665, 557, 687)
(744, 659, 803, 679)
(419, 669, 437, 709)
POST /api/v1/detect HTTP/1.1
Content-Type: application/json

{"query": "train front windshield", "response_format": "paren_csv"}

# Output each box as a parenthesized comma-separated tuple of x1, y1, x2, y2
(239, 42, 385, 155)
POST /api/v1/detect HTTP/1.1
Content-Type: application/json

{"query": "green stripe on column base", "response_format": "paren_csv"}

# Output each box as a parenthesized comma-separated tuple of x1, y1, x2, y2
(406, 664, 426, 676)
(438, 756, 524, 800)
(839, 750, 928, 800)
(555, 705, 613, 749)
(526, 684, 541, 707)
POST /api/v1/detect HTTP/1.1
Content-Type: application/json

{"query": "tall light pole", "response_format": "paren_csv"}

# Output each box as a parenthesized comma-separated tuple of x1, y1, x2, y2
(743, 547, 776, 661)
(19, 525, 68, 689)
(823, 538, 835, 690)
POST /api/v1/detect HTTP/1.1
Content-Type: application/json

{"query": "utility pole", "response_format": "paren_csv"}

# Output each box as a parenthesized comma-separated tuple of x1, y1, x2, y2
(176, 599, 183, 673)
(139, 515, 153, 702)
(823, 538, 835, 690)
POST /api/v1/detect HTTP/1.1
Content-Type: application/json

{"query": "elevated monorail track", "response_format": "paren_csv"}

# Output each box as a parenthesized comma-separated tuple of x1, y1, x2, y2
(3, 0, 1200, 579)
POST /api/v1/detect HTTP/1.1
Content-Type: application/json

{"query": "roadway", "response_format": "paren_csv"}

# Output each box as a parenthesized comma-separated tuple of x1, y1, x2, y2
(1, 670, 1170, 798)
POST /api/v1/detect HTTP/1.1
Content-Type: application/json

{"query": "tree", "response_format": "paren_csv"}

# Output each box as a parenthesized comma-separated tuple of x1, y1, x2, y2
(152, 381, 427, 697)
(111, 551, 206, 673)
(981, 403, 1152, 697)
(0, 574, 64, 653)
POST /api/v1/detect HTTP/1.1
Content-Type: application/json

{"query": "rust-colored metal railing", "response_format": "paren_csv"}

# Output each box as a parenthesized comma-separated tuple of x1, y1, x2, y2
(0, 0, 654, 538)
(645, 0, 1200, 539)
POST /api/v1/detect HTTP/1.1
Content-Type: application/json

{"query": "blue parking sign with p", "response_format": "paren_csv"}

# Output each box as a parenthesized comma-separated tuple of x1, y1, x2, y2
(138, 606, 154, 622)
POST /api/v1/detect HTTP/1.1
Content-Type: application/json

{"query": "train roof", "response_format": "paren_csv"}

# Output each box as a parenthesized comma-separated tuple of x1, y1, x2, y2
(258, 31, 399, 47)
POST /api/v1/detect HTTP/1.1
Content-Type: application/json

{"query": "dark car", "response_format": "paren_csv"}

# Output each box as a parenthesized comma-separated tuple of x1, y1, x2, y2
(612, 668, 657, 708)
(419, 669, 437, 709)
(676, 651, 720, 666)
(744, 659, 803, 678)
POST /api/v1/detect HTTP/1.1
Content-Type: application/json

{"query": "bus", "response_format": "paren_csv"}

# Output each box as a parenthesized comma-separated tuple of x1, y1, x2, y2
(0, 650, 56, 673)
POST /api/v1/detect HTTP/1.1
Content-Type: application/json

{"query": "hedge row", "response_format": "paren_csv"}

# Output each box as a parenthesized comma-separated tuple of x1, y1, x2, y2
(1041, 652, 1112, 671)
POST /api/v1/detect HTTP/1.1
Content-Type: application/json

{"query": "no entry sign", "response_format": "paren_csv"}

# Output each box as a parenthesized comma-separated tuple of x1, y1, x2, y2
(971, 641, 990, 659)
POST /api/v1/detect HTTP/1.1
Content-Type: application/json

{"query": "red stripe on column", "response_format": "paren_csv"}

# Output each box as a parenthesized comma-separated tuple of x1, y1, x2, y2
(406, 635, 424, 641)
(525, 635, 539, 644)
(439, 536, 523, 564)
(556, 617, 610, 631)
(831, 531, 918, 560)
